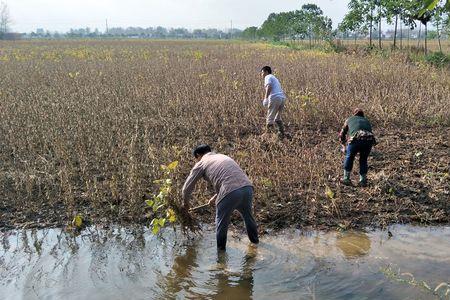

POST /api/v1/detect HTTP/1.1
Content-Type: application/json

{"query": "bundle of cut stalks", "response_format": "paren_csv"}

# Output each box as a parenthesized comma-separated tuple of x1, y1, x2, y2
(168, 198, 202, 234)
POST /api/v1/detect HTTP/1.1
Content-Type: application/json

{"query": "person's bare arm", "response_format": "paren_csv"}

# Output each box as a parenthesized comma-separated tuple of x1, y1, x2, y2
(264, 84, 272, 100)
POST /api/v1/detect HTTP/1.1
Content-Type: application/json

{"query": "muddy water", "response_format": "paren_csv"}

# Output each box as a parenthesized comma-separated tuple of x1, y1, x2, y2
(1, 225, 449, 300)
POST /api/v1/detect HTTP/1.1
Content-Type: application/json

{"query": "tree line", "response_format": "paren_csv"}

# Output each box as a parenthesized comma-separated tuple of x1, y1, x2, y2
(241, 4, 333, 47)
(17, 26, 242, 40)
(65, 27, 241, 39)
(339, 0, 450, 52)
(241, 1, 450, 53)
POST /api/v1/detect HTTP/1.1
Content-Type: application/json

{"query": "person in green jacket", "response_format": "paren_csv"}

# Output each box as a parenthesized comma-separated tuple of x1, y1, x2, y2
(339, 109, 376, 187)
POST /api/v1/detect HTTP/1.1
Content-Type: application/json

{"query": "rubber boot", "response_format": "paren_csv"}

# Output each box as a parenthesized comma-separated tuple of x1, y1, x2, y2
(343, 170, 352, 186)
(275, 120, 285, 139)
(359, 174, 368, 187)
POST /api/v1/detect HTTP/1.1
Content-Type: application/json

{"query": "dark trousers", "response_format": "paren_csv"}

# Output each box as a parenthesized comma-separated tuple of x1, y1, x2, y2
(216, 186, 259, 250)
(344, 140, 373, 175)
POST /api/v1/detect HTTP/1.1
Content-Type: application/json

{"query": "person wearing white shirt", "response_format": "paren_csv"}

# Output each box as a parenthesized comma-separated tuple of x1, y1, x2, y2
(261, 66, 286, 138)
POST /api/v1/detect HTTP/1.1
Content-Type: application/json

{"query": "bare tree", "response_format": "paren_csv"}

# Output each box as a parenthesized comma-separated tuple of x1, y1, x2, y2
(0, 1, 11, 34)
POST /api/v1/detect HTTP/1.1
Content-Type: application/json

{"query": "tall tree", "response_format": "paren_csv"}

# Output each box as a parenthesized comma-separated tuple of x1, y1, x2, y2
(301, 4, 323, 48)
(418, 0, 450, 53)
(375, 0, 383, 48)
(407, 1, 433, 53)
(342, 0, 377, 47)
(384, 0, 408, 49)
(432, 5, 446, 52)
(444, 10, 450, 36)
(241, 26, 258, 40)
(291, 10, 309, 41)
(0, 0, 11, 34)
(257, 4, 332, 43)
(339, 9, 365, 44)
(299, 4, 332, 47)
(259, 12, 293, 41)
(419, 0, 450, 14)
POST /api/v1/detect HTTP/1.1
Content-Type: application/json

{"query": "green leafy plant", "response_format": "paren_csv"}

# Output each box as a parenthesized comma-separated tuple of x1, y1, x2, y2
(71, 214, 83, 228)
(425, 51, 450, 68)
(325, 185, 335, 199)
(260, 177, 273, 188)
(192, 50, 204, 60)
(145, 161, 179, 234)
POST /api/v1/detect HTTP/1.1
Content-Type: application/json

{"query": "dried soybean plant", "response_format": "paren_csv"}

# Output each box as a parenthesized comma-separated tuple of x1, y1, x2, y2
(0, 40, 448, 230)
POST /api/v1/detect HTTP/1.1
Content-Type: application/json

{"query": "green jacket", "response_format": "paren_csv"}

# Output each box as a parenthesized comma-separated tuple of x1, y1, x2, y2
(347, 116, 372, 137)
(340, 116, 374, 144)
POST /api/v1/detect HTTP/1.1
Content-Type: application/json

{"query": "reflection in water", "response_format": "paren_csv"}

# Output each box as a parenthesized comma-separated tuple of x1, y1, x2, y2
(213, 246, 256, 300)
(1, 225, 450, 300)
(159, 239, 201, 298)
(158, 240, 257, 299)
(336, 231, 371, 258)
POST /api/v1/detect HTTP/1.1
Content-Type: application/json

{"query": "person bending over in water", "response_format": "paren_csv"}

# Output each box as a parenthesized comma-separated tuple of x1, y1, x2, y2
(182, 144, 259, 251)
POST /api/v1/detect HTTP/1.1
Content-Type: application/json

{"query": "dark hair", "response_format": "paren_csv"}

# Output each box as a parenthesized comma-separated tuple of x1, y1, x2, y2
(193, 144, 211, 158)
(353, 108, 365, 117)
(261, 66, 272, 74)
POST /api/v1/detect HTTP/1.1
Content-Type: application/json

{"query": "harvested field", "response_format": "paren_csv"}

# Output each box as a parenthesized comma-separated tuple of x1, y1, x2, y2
(0, 40, 449, 231)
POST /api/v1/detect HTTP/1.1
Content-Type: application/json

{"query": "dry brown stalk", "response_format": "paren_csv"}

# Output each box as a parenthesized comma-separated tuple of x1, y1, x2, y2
(0, 40, 448, 230)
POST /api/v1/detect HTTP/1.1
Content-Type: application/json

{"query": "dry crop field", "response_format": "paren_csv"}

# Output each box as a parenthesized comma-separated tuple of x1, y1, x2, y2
(0, 40, 449, 230)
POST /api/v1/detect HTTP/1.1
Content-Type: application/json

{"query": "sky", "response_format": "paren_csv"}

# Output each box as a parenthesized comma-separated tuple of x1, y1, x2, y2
(7, 0, 349, 33)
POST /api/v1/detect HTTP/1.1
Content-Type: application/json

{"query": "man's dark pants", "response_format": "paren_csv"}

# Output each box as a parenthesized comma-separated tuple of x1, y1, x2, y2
(344, 139, 373, 175)
(216, 186, 259, 250)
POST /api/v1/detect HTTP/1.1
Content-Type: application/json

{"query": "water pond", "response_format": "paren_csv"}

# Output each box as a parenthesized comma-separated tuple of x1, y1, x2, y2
(1, 225, 449, 299)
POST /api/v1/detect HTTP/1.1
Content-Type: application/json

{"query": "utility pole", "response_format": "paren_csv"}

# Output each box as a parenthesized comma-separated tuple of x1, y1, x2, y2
(230, 20, 233, 39)
(105, 18, 108, 35)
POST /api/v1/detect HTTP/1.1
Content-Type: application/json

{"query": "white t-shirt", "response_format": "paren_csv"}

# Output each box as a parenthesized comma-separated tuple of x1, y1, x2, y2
(264, 74, 286, 100)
